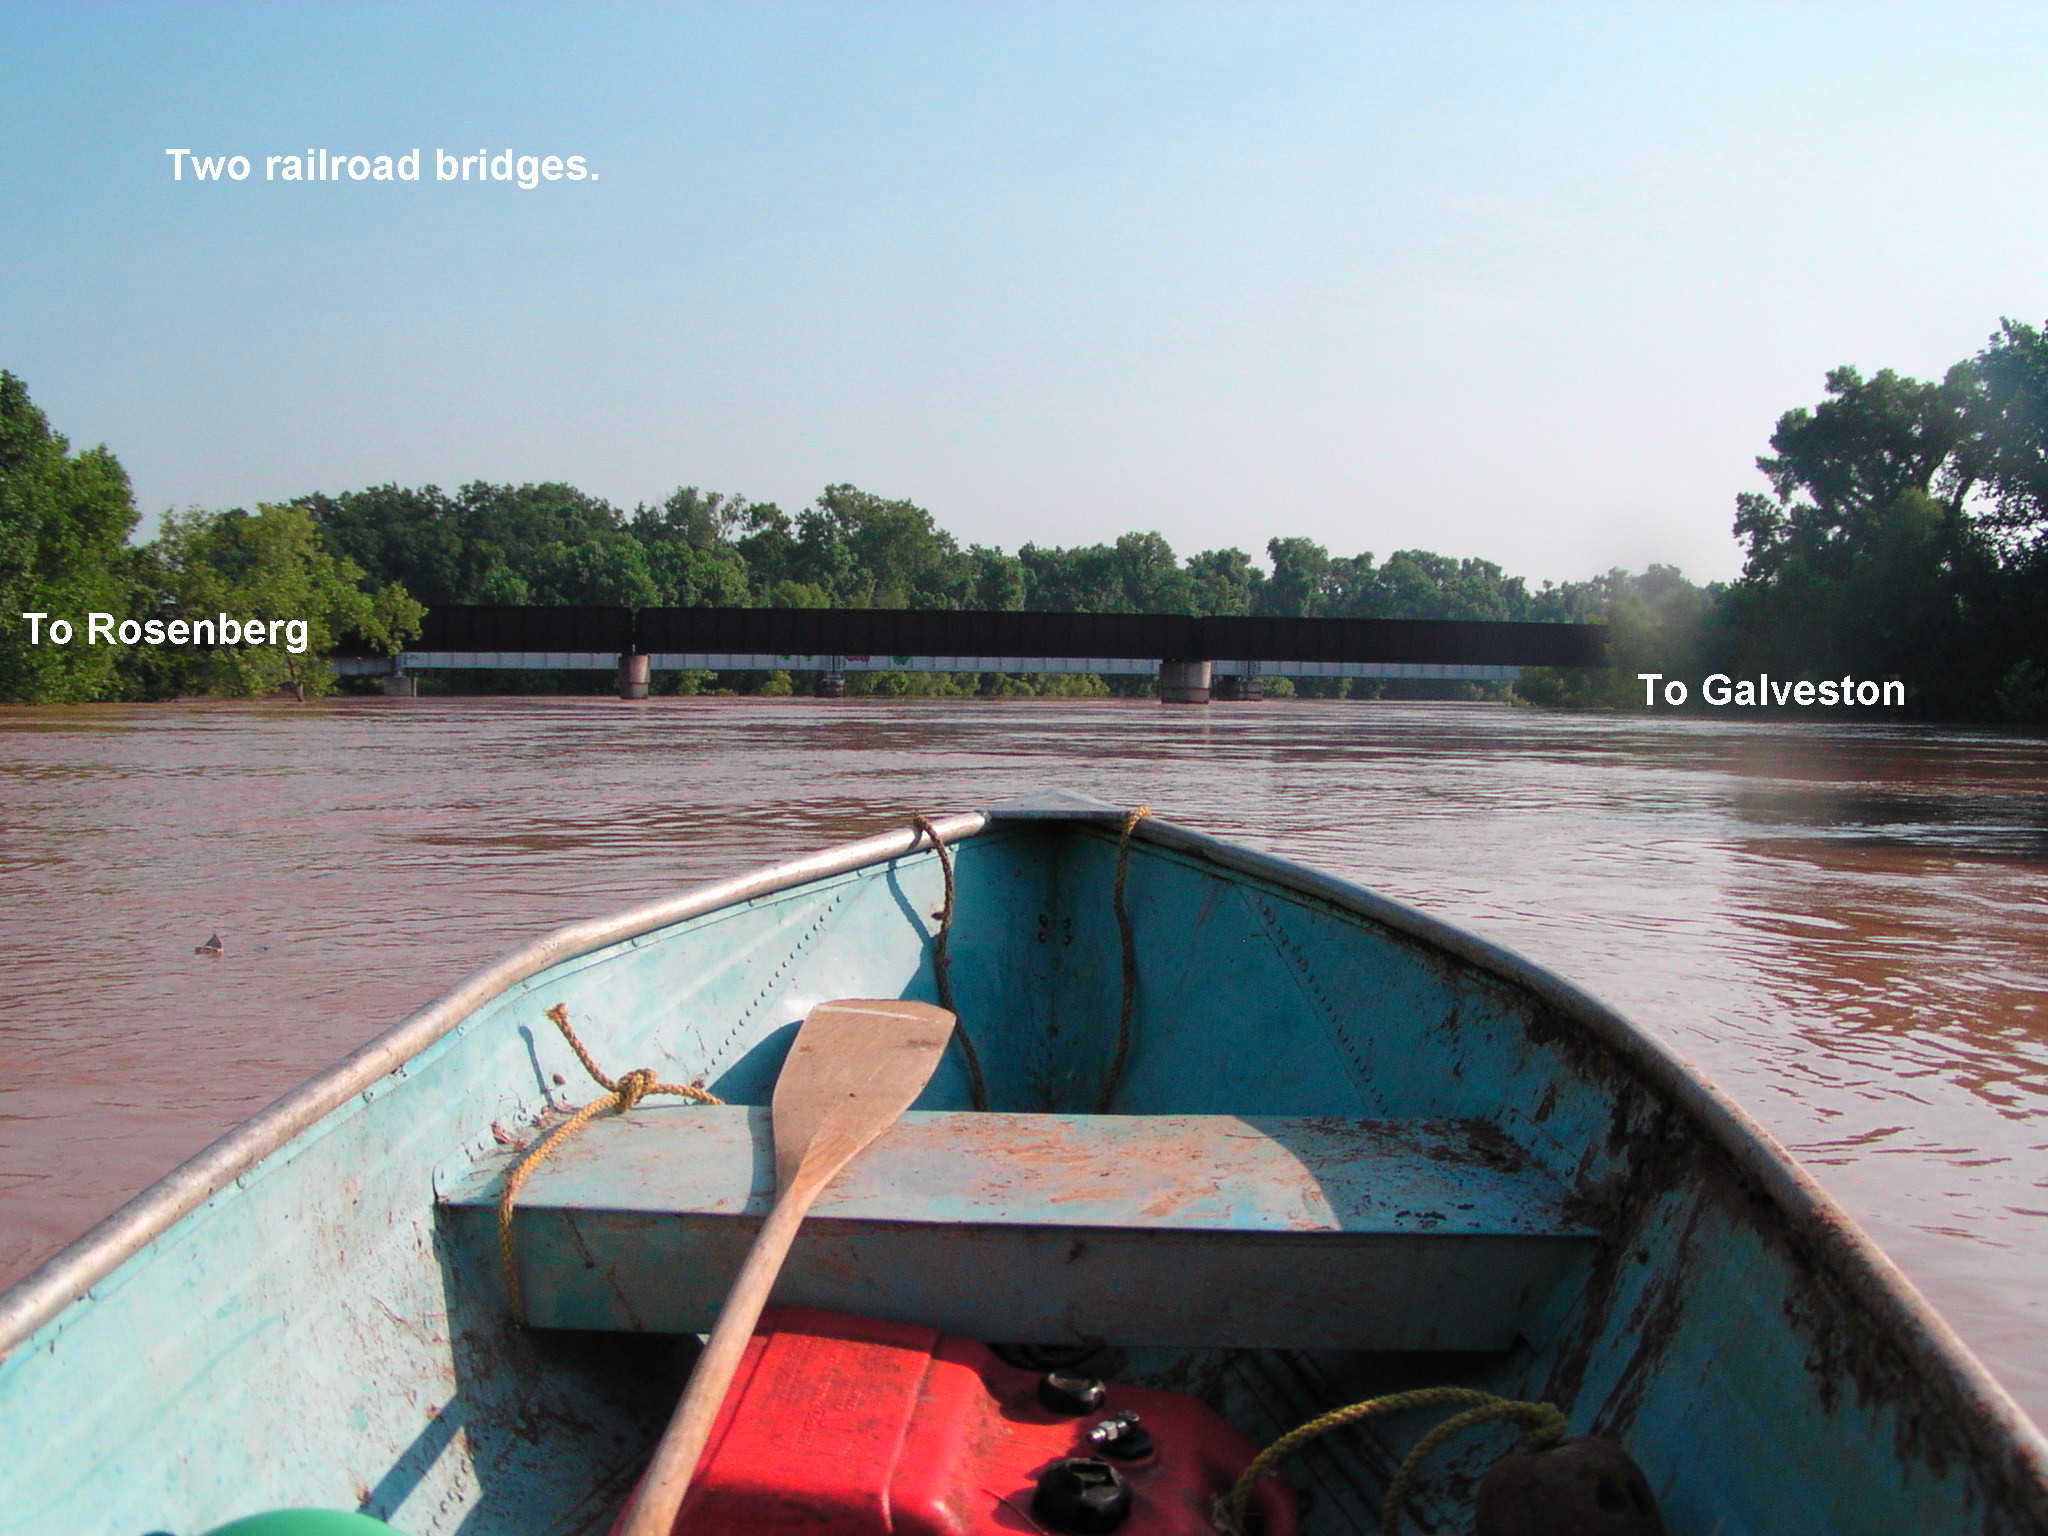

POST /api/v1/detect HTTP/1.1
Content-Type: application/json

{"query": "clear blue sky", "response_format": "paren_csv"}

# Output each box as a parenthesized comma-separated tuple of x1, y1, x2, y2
(5, 3, 2043, 586)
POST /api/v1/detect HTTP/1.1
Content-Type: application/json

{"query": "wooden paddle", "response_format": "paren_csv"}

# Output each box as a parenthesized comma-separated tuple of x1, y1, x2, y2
(617, 998, 957, 1536)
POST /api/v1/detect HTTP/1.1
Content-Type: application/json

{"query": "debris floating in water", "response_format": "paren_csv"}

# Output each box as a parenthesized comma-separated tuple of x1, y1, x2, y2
(195, 933, 223, 956)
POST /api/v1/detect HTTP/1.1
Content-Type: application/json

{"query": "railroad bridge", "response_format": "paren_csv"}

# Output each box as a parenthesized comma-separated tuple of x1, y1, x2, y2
(341, 605, 1605, 702)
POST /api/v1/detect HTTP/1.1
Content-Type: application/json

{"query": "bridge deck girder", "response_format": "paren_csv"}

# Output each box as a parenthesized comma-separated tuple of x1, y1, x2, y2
(340, 651, 1522, 682)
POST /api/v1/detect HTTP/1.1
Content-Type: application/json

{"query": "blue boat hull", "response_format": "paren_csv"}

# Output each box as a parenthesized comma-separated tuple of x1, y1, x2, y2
(3, 797, 2044, 1534)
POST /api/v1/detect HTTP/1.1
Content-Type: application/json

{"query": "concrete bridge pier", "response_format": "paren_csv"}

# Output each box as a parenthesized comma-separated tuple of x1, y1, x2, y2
(380, 670, 416, 697)
(816, 671, 847, 698)
(617, 651, 650, 700)
(1158, 658, 1213, 704)
(1214, 672, 1264, 702)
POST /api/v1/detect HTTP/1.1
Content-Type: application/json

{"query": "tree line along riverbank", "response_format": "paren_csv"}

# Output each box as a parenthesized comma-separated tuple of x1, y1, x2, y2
(3, 318, 2044, 717)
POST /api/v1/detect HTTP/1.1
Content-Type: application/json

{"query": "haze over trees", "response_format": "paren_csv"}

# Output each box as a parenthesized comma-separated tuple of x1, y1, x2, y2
(1514, 320, 2048, 719)
(3, 320, 2044, 717)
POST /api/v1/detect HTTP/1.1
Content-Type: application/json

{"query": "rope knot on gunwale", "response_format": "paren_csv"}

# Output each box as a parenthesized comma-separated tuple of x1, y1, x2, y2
(496, 1005, 723, 1316)
(613, 1067, 657, 1111)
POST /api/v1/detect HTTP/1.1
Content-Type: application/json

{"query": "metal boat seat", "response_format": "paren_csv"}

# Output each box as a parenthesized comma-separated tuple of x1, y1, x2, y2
(440, 1107, 1597, 1350)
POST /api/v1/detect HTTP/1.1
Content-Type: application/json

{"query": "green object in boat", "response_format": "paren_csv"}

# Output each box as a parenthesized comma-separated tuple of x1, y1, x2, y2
(201, 1513, 399, 1536)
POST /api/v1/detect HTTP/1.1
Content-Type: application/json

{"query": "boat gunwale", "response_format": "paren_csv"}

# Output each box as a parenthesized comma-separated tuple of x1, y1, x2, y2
(4, 799, 2045, 1513)
(0, 811, 989, 1357)
(1122, 811, 2048, 1494)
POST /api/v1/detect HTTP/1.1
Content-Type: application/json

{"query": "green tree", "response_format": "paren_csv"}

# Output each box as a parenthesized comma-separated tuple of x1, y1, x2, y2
(784, 485, 970, 608)
(647, 541, 750, 607)
(527, 536, 659, 607)
(1257, 537, 1331, 616)
(141, 503, 423, 698)
(1366, 550, 1531, 621)
(1963, 321, 2048, 701)
(1967, 319, 2048, 541)
(1184, 547, 1263, 616)
(0, 372, 139, 702)
(1995, 659, 2048, 724)
(1320, 552, 1379, 616)
(472, 563, 533, 605)
(1016, 533, 1195, 613)
(967, 545, 1026, 610)
(301, 484, 466, 603)
(1725, 355, 2016, 715)
(1109, 531, 1194, 613)
(1516, 566, 1716, 708)
(632, 486, 754, 607)
(1018, 542, 1120, 611)
(734, 503, 796, 594)
(1734, 364, 1978, 585)
(306, 480, 634, 604)
(763, 578, 831, 609)
(631, 486, 750, 550)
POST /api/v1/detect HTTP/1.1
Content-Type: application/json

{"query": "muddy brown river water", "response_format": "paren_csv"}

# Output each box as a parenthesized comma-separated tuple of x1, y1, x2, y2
(2, 696, 2044, 1422)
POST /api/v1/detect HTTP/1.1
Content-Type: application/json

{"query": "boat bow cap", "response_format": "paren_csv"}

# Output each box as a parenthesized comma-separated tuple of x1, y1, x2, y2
(986, 789, 1134, 821)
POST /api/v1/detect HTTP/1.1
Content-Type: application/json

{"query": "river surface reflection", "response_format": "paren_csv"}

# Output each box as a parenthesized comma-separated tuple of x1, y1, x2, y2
(2, 697, 2044, 1419)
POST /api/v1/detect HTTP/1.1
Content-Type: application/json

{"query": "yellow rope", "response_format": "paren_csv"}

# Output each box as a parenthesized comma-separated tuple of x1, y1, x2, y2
(498, 1003, 723, 1316)
(910, 813, 988, 1111)
(1094, 804, 1151, 1112)
(1217, 1386, 1567, 1536)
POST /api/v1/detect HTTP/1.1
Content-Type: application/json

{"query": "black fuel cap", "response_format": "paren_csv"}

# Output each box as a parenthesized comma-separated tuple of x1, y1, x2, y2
(1037, 1370, 1109, 1416)
(1032, 1456, 1133, 1533)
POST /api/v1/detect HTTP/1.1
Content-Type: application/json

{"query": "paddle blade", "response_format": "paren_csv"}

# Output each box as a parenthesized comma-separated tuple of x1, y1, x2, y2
(772, 999, 955, 1191)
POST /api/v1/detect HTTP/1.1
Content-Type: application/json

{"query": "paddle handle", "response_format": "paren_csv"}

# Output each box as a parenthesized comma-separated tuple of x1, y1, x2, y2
(617, 1172, 825, 1536)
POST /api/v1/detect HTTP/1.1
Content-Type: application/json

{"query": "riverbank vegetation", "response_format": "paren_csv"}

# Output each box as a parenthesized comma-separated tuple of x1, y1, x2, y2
(3, 317, 2043, 717)
(1, 372, 424, 702)
(1520, 319, 2048, 722)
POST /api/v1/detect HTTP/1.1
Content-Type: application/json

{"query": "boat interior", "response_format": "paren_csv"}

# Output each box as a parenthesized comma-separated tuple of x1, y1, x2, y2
(6, 806, 2039, 1535)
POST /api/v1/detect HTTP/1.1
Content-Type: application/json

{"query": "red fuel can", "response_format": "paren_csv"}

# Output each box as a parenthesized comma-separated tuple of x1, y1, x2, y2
(614, 1308, 1295, 1536)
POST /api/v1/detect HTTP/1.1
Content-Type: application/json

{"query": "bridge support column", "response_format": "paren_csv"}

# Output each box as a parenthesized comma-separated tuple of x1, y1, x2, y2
(1214, 672, 1264, 701)
(380, 672, 416, 697)
(616, 652, 650, 700)
(1158, 658, 1213, 704)
(816, 671, 846, 698)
